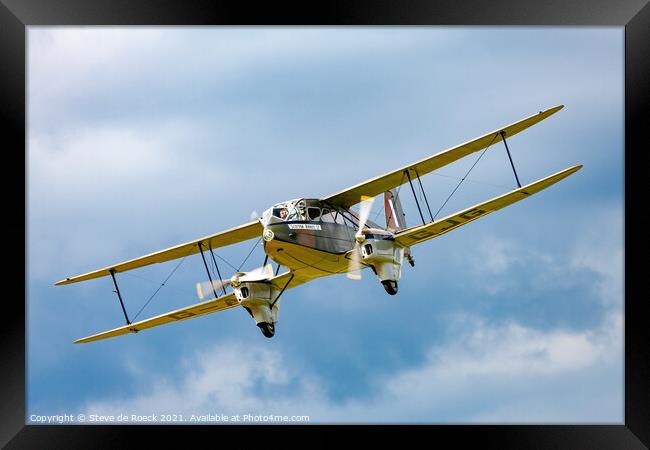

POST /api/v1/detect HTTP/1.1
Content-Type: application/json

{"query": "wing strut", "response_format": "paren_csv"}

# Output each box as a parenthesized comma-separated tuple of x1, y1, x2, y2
(414, 167, 434, 222)
(270, 273, 294, 309)
(208, 242, 228, 296)
(405, 169, 427, 225)
(109, 269, 132, 325)
(198, 242, 219, 299)
(500, 130, 522, 188)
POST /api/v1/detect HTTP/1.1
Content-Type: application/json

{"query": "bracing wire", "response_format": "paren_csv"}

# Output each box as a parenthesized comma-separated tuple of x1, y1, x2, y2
(430, 172, 511, 190)
(212, 251, 238, 272)
(120, 271, 190, 298)
(131, 246, 194, 321)
(433, 132, 499, 220)
(237, 237, 262, 272)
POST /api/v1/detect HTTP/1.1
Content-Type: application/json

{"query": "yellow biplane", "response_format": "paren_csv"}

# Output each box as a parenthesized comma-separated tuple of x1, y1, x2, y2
(56, 105, 581, 342)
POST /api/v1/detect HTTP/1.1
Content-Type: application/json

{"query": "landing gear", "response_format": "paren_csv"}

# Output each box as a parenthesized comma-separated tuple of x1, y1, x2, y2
(381, 280, 398, 295)
(406, 253, 415, 267)
(258, 322, 275, 338)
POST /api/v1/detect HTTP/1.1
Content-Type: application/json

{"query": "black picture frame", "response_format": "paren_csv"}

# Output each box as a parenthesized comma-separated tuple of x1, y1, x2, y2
(3, 0, 648, 447)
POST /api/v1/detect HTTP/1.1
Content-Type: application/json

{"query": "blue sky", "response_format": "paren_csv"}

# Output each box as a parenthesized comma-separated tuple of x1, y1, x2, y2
(27, 27, 623, 423)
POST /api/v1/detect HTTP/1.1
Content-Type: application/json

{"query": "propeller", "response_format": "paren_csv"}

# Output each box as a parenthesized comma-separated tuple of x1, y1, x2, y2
(346, 195, 375, 280)
(196, 264, 273, 300)
(250, 210, 260, 221)
(196, 278, 230, 300)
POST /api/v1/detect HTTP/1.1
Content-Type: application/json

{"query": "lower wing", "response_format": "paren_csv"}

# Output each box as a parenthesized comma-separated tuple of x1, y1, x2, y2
(73, 270, 310, 344)
(394, 165, 582, 248)
(74, 293, 240, 344)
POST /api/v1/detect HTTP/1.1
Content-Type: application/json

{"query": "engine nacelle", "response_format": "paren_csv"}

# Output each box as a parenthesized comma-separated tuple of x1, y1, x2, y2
(359, 237, 404, 283)
(232, 282, 281, 326)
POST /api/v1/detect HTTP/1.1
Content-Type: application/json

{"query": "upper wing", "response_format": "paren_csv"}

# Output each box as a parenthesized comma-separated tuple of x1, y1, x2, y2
(74, 270, 314, 344)
(321, 105, 564, 209)
(394, 165, 582, 248)
(56, 220, 263, 286)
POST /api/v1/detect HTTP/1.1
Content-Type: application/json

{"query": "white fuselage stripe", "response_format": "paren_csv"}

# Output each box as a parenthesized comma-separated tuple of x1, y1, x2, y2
(389, 198, 400, 228)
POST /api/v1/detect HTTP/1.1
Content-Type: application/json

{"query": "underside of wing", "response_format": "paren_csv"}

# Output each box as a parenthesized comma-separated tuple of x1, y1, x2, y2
(268, 270, 312, 291)
(321, 105, 564, 209)
(75, 270, 315, 344)
(56, 220, 263, 286)
(74, 292, 240, 344)
(394, 165, 582, 248)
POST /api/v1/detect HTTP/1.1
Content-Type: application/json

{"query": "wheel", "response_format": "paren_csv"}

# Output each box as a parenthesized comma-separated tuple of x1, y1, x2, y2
(381, 280, 398, 295)
(257, 322, 275, 338)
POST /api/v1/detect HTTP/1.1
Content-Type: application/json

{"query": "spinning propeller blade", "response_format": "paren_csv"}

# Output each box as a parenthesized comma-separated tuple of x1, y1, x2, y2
(237, 263, 273, 283)
(346, 249, 362, 280)
(346, 195, 375, 280)
(195, 264, 274, 299)
(196, 279, 231, 300)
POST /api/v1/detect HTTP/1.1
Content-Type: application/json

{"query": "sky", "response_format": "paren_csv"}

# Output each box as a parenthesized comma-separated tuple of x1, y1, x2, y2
(27, 27, 623, 424)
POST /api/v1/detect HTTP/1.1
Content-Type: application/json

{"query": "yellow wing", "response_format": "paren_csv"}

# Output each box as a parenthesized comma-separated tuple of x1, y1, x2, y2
(394, 165, 582, 247)
(55, 220, 263, 286)
(74, 270, 314, 344)
(321, 105, 564, 209)
(74, 292, 240, 344)
(268, 270, 313, 291)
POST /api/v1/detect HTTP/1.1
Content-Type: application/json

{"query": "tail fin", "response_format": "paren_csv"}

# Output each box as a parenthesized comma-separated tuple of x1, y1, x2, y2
(384, 189, 406, 232)
(385, 190, 414, 266)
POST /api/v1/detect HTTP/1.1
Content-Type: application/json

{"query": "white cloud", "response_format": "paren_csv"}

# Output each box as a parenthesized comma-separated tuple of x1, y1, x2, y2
(468, 236, 521, 274)
(388, 311, 620, 386)
(28, 27, 450, 124)
(80, 312, 622, 423)
(570, 207, 623, 307)
(460, 204, 623, 307)
(84, 345, 326, 420)
(27, 120, 237, 281)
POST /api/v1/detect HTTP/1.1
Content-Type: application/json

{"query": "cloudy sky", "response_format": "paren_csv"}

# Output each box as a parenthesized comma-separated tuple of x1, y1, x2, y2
(27, 27, 623, 424)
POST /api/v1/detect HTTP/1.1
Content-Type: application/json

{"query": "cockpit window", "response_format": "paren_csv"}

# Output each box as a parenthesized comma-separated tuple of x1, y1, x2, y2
(270, 204, 304, 221)
(262, 199, 369, 228)
(273, 208, 288, 219)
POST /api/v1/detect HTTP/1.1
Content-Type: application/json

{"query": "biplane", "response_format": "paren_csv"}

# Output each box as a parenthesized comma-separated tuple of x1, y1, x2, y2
(56, 105, 582, 342)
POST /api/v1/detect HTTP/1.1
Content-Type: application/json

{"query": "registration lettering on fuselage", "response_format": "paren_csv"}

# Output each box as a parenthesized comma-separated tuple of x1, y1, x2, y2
(288, 223, 322, 230)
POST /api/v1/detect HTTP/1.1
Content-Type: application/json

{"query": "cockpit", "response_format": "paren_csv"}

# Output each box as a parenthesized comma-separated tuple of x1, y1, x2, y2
(261, 198, 378, 228)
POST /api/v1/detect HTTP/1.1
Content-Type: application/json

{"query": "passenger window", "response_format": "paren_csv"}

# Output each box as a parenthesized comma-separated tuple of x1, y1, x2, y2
(333, 211, 347, 225)
(321, 209, 335, 223)
(307, 207, 321, 220)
